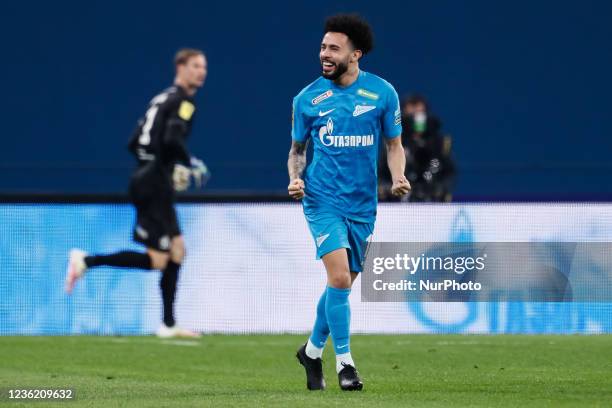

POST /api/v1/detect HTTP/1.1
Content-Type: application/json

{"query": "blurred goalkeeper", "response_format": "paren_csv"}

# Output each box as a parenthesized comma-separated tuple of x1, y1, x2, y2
(65, 48, 210, 338)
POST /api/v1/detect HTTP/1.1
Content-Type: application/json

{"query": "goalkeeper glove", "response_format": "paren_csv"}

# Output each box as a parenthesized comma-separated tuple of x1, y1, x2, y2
(190, 156, 211, 188)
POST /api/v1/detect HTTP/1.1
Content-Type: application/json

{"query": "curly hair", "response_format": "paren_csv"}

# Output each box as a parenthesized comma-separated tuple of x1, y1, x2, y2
(324, 14, 374, 55)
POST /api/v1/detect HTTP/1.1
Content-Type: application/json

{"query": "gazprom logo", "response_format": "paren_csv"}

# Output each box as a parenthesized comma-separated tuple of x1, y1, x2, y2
(319, 117, 374, 148)
(319, 118, 334, 146)
(326, 117, 334, 136)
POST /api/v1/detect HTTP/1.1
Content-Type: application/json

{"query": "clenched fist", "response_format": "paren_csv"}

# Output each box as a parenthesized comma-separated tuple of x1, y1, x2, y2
(288, 178, 305, 200)
(391, 176, 411, 197)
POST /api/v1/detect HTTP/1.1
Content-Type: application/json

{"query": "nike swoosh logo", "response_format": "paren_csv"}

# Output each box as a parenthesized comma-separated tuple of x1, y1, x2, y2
(337, 344, 349, 349)
(319, 109, 335, 117)
(316, 233, 330, 247)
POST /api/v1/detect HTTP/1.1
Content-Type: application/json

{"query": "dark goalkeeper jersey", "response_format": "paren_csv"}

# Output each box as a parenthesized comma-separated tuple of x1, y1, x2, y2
(128, 85, 196, 178)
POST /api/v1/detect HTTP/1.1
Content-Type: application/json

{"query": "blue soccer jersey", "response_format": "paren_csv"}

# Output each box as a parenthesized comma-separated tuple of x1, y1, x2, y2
(292, 70, 402, 223)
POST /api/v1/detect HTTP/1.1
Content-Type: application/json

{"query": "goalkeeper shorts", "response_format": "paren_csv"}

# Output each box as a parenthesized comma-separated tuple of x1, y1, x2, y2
(129, 175, 180, 252)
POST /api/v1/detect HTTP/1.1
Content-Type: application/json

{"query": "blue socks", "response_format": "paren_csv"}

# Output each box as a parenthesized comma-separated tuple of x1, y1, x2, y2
(309, 287, 330, 348)
(307, 285, 355, 371)
(325, 286, 351, 354)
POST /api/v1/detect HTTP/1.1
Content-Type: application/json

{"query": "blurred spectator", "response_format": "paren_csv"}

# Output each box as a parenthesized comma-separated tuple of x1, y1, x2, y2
(379, 94, 455, 202)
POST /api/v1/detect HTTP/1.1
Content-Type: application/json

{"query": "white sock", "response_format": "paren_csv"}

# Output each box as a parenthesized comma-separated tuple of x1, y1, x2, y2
(336, 352, 355, 373)
(305, 339, 324, 359)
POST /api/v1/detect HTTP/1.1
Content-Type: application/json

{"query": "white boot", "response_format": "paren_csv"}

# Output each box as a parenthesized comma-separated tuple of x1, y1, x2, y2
(156, 324, 201, 338)
(65, 249, 88, 294)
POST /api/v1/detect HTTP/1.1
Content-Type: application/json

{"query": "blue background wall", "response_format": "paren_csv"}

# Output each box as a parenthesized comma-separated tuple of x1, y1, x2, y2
(1, 0, 611, 196)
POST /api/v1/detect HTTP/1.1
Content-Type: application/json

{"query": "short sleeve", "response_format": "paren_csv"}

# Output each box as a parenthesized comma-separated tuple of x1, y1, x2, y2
(382, 86, 402, 139)
(291, 96, 309, 142)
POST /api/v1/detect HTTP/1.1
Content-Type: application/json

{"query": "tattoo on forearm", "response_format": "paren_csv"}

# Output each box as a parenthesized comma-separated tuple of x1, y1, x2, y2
(288, 140, 308, 180)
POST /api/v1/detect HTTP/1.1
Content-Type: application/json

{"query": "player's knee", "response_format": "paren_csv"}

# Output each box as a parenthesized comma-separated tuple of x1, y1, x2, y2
(328, 272, 351, 289)
(170, 236, 185, 263)
(148, 249, 170, 270)
(171, 249, 185, 264)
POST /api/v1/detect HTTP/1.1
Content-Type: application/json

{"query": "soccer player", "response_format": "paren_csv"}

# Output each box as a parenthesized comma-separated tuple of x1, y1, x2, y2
(288, 14, 411, 391)
(65, 48, 210, 338)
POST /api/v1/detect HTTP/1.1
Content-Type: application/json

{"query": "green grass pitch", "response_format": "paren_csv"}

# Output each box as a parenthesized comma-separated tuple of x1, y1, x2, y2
(1, 335, 611, 407)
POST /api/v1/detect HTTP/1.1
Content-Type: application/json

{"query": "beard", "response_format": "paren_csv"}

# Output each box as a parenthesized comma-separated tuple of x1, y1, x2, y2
(321, 60, 349, 81)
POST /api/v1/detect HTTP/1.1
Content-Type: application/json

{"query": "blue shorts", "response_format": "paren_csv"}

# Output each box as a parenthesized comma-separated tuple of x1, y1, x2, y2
(306, 212, 374, 273)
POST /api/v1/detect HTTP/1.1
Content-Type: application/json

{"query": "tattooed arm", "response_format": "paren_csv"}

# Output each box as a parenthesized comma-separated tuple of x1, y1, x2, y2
(287, 140, 309, 200)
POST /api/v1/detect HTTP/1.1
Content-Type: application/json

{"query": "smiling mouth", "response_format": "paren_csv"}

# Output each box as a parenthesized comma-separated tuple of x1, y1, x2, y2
(321, 60, 335, 72)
